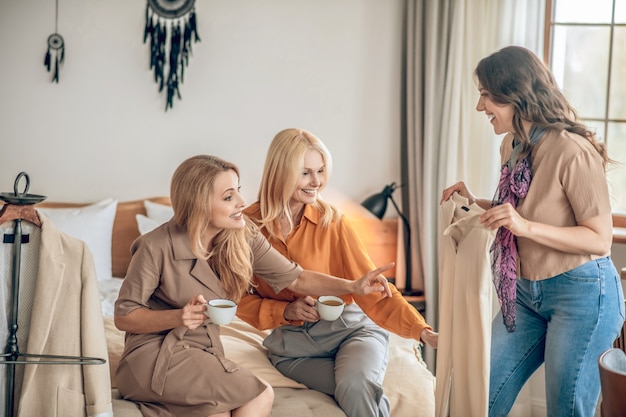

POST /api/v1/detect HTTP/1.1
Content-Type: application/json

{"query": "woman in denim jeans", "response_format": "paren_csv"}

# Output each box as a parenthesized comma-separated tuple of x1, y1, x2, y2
(441, 45, 625, 417)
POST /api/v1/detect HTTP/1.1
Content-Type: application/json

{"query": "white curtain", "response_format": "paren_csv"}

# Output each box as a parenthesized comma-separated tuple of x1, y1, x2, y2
(402, 0, 545, 369)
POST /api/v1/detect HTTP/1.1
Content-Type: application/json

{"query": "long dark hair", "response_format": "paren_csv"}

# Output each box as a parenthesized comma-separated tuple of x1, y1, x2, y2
(474, 45, 610, 167)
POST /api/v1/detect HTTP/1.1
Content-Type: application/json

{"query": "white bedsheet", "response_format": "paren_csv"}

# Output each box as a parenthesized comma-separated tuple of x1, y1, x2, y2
(98, 277, 124, 317)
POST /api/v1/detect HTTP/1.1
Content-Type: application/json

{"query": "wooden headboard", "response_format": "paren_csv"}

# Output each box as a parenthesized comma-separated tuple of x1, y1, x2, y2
(37, 197, 171, 278)
(35, 192, 398, 281)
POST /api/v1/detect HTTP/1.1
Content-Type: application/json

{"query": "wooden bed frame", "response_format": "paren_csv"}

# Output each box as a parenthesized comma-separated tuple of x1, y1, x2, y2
(38, 194, 399, 282)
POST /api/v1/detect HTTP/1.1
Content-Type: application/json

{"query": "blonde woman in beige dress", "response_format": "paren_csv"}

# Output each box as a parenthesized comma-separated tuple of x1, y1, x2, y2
(114, 155, 392, 417)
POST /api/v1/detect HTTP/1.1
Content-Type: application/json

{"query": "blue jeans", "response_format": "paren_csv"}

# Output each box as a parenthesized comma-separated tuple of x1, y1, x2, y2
(489, 257, 625, 417)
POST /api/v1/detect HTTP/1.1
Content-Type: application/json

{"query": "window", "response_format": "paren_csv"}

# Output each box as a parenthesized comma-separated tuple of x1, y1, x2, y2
(545, 0, 626, 214)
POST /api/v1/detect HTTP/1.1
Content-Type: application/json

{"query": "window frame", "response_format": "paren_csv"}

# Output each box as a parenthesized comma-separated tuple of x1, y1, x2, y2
(543, 0, 626, 234)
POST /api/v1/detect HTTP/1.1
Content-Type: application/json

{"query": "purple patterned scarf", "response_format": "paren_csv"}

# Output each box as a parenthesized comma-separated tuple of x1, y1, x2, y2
(490, 126, 546, 332)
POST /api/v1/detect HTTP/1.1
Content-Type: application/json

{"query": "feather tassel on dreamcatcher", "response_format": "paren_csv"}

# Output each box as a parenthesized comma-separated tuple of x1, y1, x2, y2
(144, 0, 201, 111)
(44, 0, 65, 83)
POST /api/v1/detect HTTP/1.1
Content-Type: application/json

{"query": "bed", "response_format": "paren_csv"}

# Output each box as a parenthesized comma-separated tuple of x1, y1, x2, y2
(35, 194, 436, 417)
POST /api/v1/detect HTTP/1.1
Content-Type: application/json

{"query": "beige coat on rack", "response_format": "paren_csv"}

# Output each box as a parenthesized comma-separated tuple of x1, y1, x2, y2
(1, 211, 112, 417)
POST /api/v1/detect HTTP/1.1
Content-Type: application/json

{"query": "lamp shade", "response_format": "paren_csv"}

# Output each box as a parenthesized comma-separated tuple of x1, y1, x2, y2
(361, 183, 397, 219)
(361, 193, 388, 219)
(360, 182, 422, 296)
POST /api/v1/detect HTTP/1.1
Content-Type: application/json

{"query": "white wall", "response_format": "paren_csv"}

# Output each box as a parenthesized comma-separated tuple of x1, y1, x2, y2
(5, 3, 618, 415)
(0, 0, 403, 205)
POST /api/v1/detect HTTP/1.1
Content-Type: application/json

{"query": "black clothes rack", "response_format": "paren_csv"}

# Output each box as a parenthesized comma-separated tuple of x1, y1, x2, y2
(0, 172, 105, 417)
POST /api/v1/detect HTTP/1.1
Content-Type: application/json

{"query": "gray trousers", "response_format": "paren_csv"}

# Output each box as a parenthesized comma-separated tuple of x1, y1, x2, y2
(264, 303, 391, 417)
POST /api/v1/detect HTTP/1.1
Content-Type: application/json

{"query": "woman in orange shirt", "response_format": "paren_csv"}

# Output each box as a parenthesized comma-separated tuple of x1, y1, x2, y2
(239, 128, 438, 417)
(115, 154, 393, 417)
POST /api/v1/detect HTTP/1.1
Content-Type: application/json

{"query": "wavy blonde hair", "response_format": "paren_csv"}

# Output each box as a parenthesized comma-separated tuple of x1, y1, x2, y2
(256, 128, 340, 240)
(170, 155, 254, 301)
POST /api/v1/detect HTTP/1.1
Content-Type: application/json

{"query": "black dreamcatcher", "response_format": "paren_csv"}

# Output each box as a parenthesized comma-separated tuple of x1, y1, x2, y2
(144, 0, 201, 111)
(44, 0, 65, 83)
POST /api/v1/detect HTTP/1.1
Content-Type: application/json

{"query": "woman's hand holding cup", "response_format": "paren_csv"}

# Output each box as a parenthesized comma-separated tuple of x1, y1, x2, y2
(316, 296, 345, 321)
(204, 299, 237, 325)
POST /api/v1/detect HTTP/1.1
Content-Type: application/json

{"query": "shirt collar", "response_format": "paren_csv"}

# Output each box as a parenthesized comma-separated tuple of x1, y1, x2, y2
(301, 203, 320, 226)
(167, 219, 196, 260)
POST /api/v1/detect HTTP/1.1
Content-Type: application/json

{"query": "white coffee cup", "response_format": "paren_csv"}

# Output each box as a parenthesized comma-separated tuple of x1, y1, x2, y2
(204, 299, 237, 325)
(316, 296, 345, 321)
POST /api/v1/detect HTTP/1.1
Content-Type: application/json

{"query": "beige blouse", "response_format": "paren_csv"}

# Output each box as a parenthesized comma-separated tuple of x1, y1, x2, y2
(499, 128, 611, 281)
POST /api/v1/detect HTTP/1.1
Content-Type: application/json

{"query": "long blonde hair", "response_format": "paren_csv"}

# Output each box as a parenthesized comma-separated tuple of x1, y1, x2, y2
(170, 155, 254, 301)
(256, 128, 340, 240)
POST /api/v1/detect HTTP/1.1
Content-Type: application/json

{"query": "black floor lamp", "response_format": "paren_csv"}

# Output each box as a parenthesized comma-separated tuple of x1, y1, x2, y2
(361, 182, 423, 296)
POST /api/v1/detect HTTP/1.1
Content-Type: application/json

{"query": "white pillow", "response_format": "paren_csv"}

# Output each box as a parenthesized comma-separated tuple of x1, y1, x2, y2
(37, 199, 118, 282)
(135, 213, 164, 235)
(136, 200, 174, 235)
(144, 200, 173, 223)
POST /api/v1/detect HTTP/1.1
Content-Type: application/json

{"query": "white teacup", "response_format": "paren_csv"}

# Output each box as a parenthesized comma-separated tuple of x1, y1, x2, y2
(204, 299, 237, 325)
(316, 296, 345, 321)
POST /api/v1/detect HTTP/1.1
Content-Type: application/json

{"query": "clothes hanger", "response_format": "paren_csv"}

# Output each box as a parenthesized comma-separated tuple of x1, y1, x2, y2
(0, 172, 45, 228)
(0, 172, 104, 417)
(0, 205, 42, 228)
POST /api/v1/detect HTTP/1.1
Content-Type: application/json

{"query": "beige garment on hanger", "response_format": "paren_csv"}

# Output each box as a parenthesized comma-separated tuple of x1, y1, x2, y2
(1, 213, 112, 417)
(436, 193, 496, 417)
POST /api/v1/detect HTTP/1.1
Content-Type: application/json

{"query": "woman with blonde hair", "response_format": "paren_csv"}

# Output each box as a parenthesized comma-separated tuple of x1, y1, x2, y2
(239, 128, 437, 417)
(114, 154, 392, 417)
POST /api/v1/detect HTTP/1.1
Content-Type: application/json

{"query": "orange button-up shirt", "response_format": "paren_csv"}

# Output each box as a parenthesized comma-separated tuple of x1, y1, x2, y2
(238, 202, 431, 341)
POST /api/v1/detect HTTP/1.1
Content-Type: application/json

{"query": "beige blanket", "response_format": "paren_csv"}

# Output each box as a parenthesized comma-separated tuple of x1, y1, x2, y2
(104, 316, 435, 416)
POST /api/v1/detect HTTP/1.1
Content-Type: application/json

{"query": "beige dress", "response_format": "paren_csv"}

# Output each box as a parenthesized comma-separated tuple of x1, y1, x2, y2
(114, 220, 302, 417)
(436, 193, 496, 417)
